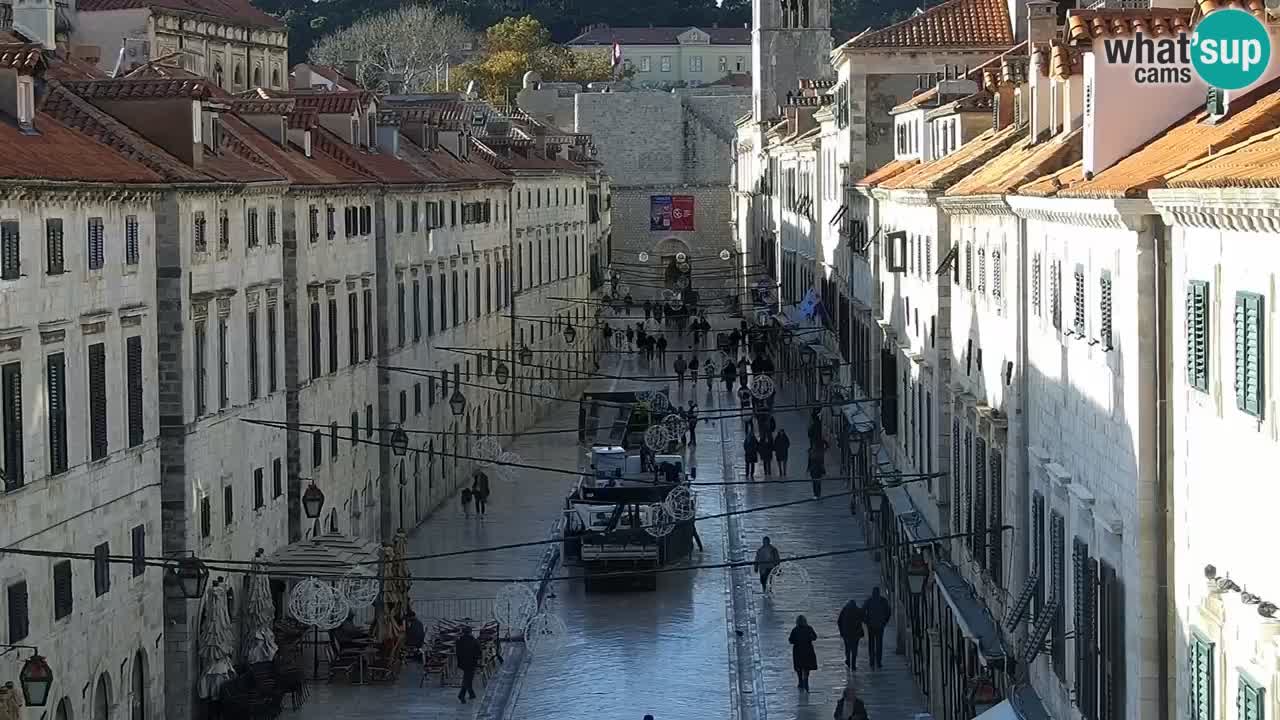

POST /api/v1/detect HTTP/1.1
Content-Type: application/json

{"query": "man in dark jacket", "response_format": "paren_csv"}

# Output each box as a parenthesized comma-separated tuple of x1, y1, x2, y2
(862, 587, 892, 669)
(657, 336, 668, 367)
(807, 448, 825, 498)
(837, 600, 865, 669)
(405, 610, 426, 661)
(455, 625, 482, 702)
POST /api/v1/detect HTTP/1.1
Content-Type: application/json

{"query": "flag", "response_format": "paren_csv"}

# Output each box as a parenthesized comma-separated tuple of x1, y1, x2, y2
(611, 42, 622, 68)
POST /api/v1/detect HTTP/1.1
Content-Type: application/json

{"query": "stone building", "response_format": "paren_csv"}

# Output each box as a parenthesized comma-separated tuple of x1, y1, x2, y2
(567, 24, 751, 88)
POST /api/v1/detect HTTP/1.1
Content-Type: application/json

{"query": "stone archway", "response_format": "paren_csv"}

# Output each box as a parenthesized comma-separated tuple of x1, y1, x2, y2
(653, 236, 691, 261)
(93, 673, 112, 720)
(55, 697, 73, 720)
(129, 651, 147, 720)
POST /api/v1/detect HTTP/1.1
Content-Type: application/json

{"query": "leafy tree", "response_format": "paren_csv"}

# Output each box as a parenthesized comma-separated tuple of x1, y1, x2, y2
(308, 5, 472, 92)
(451, 16, 625, 104)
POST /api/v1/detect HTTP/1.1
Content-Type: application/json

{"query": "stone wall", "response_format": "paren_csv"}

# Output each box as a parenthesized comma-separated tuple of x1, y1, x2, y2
(610, 185, 734, 270)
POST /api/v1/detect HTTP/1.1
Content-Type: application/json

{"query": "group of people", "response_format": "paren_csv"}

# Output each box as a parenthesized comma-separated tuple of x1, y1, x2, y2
(459, 470, 491, 517)
(743, 428, 791, 477)
(785, 587, 892, 718)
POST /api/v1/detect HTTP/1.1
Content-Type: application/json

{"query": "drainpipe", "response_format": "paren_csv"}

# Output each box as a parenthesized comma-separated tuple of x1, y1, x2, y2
(1152, 216, 1173, 718)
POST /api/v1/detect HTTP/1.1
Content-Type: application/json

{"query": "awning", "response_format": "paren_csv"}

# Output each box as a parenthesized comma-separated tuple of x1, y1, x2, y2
(1009, 685, 1053, 720)
(934, 561, 1006, 663)
(841, 403, 875, 434)
(261, 531, 381, 580)
(973, 700, 1017, 720)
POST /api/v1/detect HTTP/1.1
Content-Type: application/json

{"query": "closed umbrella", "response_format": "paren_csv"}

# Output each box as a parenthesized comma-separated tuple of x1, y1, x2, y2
(197, 581, 236, 700)
(242, 553, 277, 664)
(374, 533, 410, 657)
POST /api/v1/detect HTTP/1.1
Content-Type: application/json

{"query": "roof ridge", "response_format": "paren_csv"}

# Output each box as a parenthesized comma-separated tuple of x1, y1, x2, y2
(843, 0, 1013, 49)
(1163, 125, 1280, 183)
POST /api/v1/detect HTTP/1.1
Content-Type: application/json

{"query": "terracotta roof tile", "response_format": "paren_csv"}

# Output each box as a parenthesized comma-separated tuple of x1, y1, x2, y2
(62, 78, 211, 100)
(855, 158, 919, 187)
(568, 26, 750, 46)
(383, 100, 466, 127)
(76, 0, 283, 28)
(1018, 161, 1083, 196)
(1053, 78, 1280, 197)
(0, 110, 163, 183)
(288, 92, 375, 116)
(1197, 0, 1266, 18)
(293, 64, 362, 91)
(843, 0, 1013, 49)
(287, 107, 318, 130)
(397, 134, 509, 184)
(891, 44, 1022, 113)
(312, 127, 425, 184)
(1066, 8, 1192, 44)
(219, 113, 372, 186)
(230, 98, 295, 115)
(947, 128, 1083, 196)
(0, 43, 43, 72)
(883, 125, 1024, 191)
(1049, 41, 1081, 80)
(1164, 127, 1280, 188)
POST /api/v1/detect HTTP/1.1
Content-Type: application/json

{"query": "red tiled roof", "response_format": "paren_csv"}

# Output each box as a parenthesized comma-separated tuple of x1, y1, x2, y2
(842, 0, 1013, 49)
(384, 100, 466, 127)
(288, 107, 318, 130)
(45, 53, 110, 81)
(311, 127, 425, 185)
(61, 78, 211, 100)
(1066, 8, 1192, 44)
(882, 124, 1023, 191)
(289, 92, 375, 116)
(0, 43, 43, 72)
(397, 135, 509, 184)
(855, 158, 919, 187)
(1049, 41, 1081, 80)
(0, 111, 163, 183)
(946, 128, 1083, 196)
(230, 98, 295, 115)
(76, 0, 283, 29)
(568, 25, 750, 46)
(708, 72, 751, 88)
(1164, 127, 1280, 188)
(1197, 0, 1265, 18)
(891, 48, 1014, 113)
(293, 63, 362, 91)
(220, 114, 372, 186)
(1018, 162, 1083, 196)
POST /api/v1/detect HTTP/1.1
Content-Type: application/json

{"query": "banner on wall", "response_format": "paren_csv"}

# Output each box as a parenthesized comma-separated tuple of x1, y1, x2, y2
(650, 195, 696, 231)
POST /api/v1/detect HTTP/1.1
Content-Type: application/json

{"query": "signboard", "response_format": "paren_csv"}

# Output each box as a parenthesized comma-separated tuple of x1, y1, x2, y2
(649, 195, 696, 232)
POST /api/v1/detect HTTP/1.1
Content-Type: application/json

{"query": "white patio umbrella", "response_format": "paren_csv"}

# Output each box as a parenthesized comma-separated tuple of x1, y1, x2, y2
(242, 554, 277, 665)
(197, 581, 236, 700)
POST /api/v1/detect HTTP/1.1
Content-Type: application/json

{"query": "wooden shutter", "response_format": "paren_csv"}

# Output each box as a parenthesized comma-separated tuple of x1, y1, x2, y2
(1, 362, 21, 488)
(1189, 635, 1214, 720)
(952, 419, 961, 533)
(879, 349, 897, 434)
(200, 495, 210, 537)
(1031, 254, 1041, 315)
(1073, 538, 1089, 708)
(126, 335, 143, 448)
(1235, 292, 1264, 417)
(46, 353, 66, 474)
(45, 218, 64, 274)
(974, 437, 988, 564)
(125, 215, 139, 265)
(1187, 281, 1210, 391)
(1099, 271, 1113, 350)
(88, 343, 107, 460)
(1, 220, 20, 279)
(93, 542, 110, 596)
(52, 561, 72, 619)
(7, 581, 28, 642)
(1051, 512, 1066, 678)
(1051, 260, 1062, 329)
(272, 458, 282, 498)
(131, 524, 145, 577)
(1099, 560, 1124, 720)
(309, 301, 321, 379)
(989, 451, 1003, 582)
(1238, 674, 1265, 720)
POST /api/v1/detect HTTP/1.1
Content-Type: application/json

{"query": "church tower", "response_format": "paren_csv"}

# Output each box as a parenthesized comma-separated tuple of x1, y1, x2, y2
(751, 0, 834, 122)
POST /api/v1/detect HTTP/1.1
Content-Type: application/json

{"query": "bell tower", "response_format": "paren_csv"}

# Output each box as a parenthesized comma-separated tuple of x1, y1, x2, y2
(751, 0, 833, 122)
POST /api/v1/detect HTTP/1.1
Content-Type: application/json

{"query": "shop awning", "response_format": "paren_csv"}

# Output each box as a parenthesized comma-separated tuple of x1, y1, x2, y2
(1009, 685, 1053, 720)
(934, 561, 1006, 664)
(973, 700, 1017, 720)
(261, 531, 381, 580)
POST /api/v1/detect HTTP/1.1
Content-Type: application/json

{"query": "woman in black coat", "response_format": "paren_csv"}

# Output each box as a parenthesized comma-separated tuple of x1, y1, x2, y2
(774, 429, 791, 475)
(722, 361, 737, 394)
(789, 615, 818, 691)
(758, 433, 775, 475)
(743, 433, 759, 478)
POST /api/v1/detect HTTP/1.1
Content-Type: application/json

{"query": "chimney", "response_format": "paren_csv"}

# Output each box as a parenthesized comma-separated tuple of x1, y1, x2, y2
(376, 122, 400, 155)
(1029, 47, 1053, 140)
(1026, 0, 1058, 46)
(342, 59, 362, 87)
(12, 0, 55, 50)
(241, 110, 290, 148)
(992, 80, 1015, 131)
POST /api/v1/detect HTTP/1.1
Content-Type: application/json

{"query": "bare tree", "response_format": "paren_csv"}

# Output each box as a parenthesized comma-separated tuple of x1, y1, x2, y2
(309, 5, 472, 93)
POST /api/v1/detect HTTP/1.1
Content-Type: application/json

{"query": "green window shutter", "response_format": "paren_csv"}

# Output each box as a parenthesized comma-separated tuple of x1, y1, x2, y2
(1238, 673, 1265, 720)
(1189, 635, 1214, 720)
(1187, 281, 1209, 392)
(1235, 292, 1265, 417)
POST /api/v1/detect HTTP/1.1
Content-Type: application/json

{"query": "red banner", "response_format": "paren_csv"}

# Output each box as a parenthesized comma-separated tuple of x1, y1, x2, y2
(671, 195, 695, 231)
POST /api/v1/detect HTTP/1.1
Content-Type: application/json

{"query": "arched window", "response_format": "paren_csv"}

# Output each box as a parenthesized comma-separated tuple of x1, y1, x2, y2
(233, 63, 243, 87)
(271, 67, 281, 88)
(213, 62, 224, 87)
(56, 698, 74, 720)
(800, 0, 810, 27)
(131, 651, 147, 720)
(94, 674, 112, 720)
(252, 66, 262, 86)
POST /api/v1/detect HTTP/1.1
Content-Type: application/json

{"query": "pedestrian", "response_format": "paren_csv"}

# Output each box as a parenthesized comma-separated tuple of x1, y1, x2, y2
(729, 328, 742, 350)
(644, 336, 655, 364)
(624, 294, 634, 313)
(774, 429, 791, 475)
(471, 471, 490, 517)
(625, 326, 635, 351)
(602, 323, 613, 345)
(460, 486, 473, 517)
(807, 408, 826, 451)
(807, 446, 825, 498)
(689, 353, 699, 386)
(744, 432, 758, 478)
(685, 400, 699, 445)
(723, 359, 737, 394)
(704, 358, 715, 391)
(674, 355, 686, 386)
(759, 432, 774, 475)
(644, 300, 653, 320)
(834, 686, 869, 720)
(862, 587, 892, 670)
(405, 610, 426, 661)
(837, 598, 866, 669)
(753, 536, 780, 592)
(657, 335, 668, 366)
(789, 615, 818, 691)
(738, 363, 749, 393)
(455, 625, 482, 703)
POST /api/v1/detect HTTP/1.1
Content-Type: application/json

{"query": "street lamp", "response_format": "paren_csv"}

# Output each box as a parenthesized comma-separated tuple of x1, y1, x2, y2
(302, 481, 325, 520)
(518, 344, 534, 365)
(166, 555, 211, 600)
(563, 323, 577, 345)
(18, 653, 52, 706)
(495, 362, 510, 386)
(449, 388, 467, 417)
(906, 551, 930, 595)
(390, 424, 409, 457)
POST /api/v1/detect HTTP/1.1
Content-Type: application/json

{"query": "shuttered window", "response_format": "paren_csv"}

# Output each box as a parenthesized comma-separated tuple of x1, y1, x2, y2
(131, 524, 145, 577)
(973, 437, 987, 566)
(253, 467, 264, 509)
(1237, 673, 1265, 720)
(1073, 266, 1086, 335)
(312, 431, 322, 468)
(246, 207, 259, 248)
(217, 315, 228, 409)
(200, 495, 210, 537)
(964, 243, 973, 289)
(1031, 253, 1042, 316)
(426, 276, 435, 336)
(1072, 538, 1091, 710)
(1099, 271, 1113, 350)
(266, 304, 278, 393)
(88, 343, 108, 460)
(223, 485, 233, 526)
(193, 211, 207, 253)
(46, 218, 64, 275)
(195, 320, 207, 415)
(6, 582, 28, 642)
(272, 458, 282, 498)
(988, 450, 1003, 582)
(348, 293, 359, 365)
(46, 354, 66, 474)
(365, 404, 373, 437)
(327, 298, 338, 373)
(414, 383, 422, 415)
(1051, 511, 1066, 680)
(1234, 292, 1264, 417)
(977, 247, 986, 295)
(1, 362, 21, 489)
(267, 206, 278, 245)
(125, 215, 139, 265)
(126, 336, 144, 447)
(1189, 634, 1214, 720)
(951, 419, 961, 534)
(413, 279, 422, 341)
(397, 281, 406, 346)
(330, 422, 338, 458)
(52, 560, 72, 620)
(93, 542, 110, 596)
(87, 217, 104, 270)
(964, 428, 973, 545)
(451, 270, 459, 327)
(1187, 281, 1210, 392)
(309, 300, 321, 379)
(217, 210, 229, 252)
(362, 288, 373, 359)
(308, 205, 318, 242)
(1032, 492, 1046, 618)
(1, 220, 19, 279)
(247, 311, 259, 401)
(1051, 260, 1062, 330)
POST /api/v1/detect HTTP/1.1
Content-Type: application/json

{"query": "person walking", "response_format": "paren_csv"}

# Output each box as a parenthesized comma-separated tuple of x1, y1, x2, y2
(625, 326, 635, 351)
(774, 429, 791, 475)
(744, 432, 759, 479)
(471, 471, 490, 517)
(685, 400, 698, 445)
(807, 446, 825, 498)
(807, 408, 826, 451)
(837, 598, 866, 669)
(723, 359, 737, 394)
(689, 353, 699, 386)
(674, 355, 686, 387)
(738, 362, 749, 393)
(728, 328, 742, 351)
(704, 358, 715, 391)
(754, 536, 780, 592)
(789, 615, 818, 691)
(657, 336, 668, 367)
(644, 300, 653, 320)
(455, 625, 482, 703)
(834, 686, 869, 720)
(862, 587, 892, 670)
(758, 432, 774, 475)
(460, 486, 473, 517)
